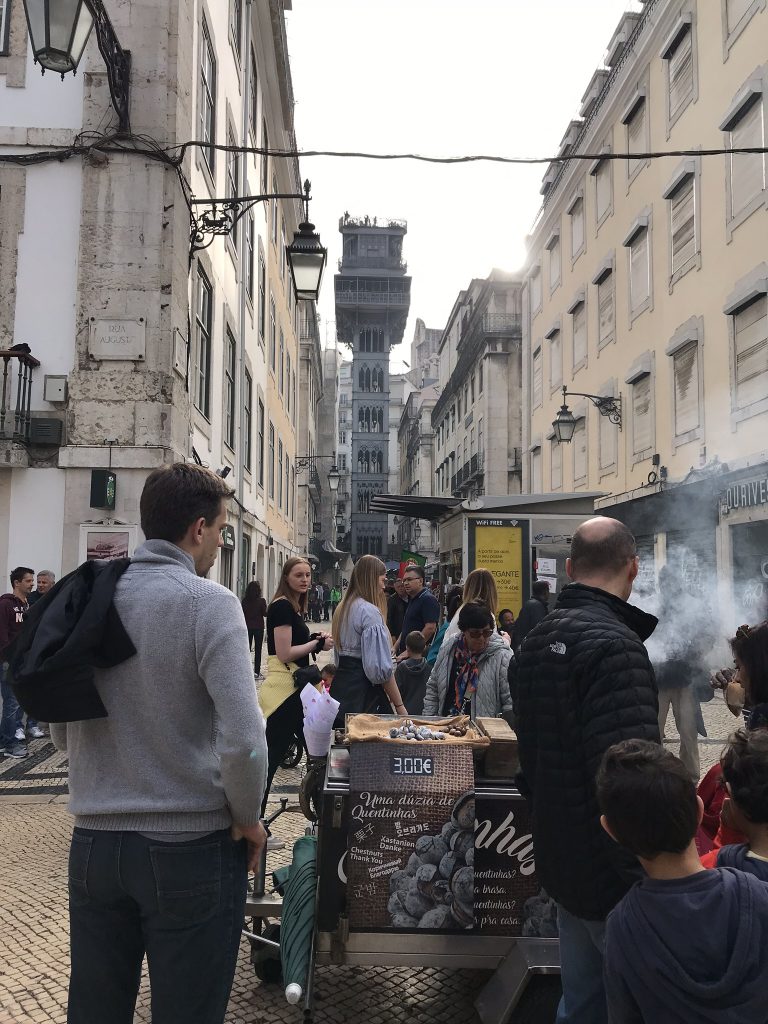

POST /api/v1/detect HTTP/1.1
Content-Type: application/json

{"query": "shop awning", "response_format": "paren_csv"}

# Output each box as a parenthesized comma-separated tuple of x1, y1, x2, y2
(369, 494, 462, 521)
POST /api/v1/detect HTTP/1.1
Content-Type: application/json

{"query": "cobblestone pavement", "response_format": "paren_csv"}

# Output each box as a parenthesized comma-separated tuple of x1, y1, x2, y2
(0, 646, 741, 1023)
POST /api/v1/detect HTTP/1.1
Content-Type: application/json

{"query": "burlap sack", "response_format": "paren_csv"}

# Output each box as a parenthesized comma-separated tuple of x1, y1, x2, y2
(346, 714, 489, 750)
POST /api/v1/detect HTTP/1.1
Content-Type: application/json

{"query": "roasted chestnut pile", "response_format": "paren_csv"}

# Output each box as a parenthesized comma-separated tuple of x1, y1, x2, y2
(387, 791, 474, 929)
(389, 720, 447, 741)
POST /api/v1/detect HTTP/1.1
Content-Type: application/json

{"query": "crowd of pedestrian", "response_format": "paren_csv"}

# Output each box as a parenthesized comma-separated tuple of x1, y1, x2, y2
(6, 466, 768, 1022)
(0, 567, 55, 758)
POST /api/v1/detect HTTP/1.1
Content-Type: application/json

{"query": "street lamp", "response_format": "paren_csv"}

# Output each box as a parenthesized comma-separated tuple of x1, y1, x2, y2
(287, 181, 328, 302)
(295, 455, 340, 493)
(413, 522, 422, 550)
(22, 0, 131, 131)
(552, 385, 622, 443)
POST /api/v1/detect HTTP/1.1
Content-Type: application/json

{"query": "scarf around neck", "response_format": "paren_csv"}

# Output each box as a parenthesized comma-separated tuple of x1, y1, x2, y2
(452, 635, 479, 714)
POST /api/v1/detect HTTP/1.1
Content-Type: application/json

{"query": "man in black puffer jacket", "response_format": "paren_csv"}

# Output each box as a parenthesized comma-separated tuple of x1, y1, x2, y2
(511, 517, 660, 1024)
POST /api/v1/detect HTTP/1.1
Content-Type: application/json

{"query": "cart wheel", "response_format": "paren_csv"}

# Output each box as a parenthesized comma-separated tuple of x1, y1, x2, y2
(281, 739, 304, 770)
(250, 923, 282, 985)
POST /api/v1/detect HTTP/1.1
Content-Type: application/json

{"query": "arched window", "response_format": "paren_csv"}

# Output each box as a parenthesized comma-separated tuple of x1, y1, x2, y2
(359, 368, 365, 390)
(364, 367, 371, 391)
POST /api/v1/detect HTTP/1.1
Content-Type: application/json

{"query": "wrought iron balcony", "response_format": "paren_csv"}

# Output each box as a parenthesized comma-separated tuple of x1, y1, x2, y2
(0, 348, 41, 444)
(338, 256, 408, 272)
(482, 313, 522, 334)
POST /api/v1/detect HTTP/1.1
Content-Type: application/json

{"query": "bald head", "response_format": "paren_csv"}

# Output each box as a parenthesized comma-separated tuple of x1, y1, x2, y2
(567, 517, 638, 599)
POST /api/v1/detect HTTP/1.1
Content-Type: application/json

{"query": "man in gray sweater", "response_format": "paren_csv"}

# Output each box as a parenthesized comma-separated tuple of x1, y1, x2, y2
(51, 463, 267, 1024)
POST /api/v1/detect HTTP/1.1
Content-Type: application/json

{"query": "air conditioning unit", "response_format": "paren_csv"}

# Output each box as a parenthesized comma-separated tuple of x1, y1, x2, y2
(29, 417, 63, 446)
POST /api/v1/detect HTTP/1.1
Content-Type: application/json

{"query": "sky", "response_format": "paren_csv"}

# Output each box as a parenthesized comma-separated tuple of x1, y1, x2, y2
(285, 0, 643, 371)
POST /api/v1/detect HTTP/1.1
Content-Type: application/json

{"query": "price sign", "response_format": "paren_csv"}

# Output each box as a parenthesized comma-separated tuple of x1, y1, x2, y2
(391, 755, 433, 776)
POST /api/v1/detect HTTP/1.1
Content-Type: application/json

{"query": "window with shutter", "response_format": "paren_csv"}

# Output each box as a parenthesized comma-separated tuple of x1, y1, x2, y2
(630, 230, 650, 312)
(550, 442, 562, 490)
(550, 238, 561, 290)
(573, 420, 587, 482)
(668, 28, 694, 120)
(599, 403, 616, 471)
(632, 375, 652, 454)
(627, 102, 645, 177)
(670, 177, 696, 274)
(673, 342, 700, 436)
(733, 295, 768, 409)
(596, 161, 611, 222)
(533, 348, 543, 408)
(598, 273, 615, 346)
(549, 331, 562, 389)
(572, 302, 587, 367)
(729, 98, 765, 219)
(570, 198, 584, 259)
(531, 269, 542, 312)
(531, 450, 542, 492)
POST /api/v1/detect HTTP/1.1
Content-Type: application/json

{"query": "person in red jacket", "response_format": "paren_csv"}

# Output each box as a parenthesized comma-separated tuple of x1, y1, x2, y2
(0, 566, 35, 758)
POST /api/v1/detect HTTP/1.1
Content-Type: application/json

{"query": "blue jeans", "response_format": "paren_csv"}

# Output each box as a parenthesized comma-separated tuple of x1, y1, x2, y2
(67, 828, 247, 1024)
(555, 904, 608, 1024)
(0, 666, 23, 745)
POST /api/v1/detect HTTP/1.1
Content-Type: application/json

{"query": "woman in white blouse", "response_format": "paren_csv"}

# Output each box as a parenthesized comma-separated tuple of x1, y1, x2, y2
(330, 555, 407, 725)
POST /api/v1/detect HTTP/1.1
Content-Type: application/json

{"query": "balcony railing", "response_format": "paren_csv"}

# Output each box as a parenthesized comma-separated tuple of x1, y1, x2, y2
(338, 215, 407, 231)
(338, 256, 408, 272)
(0, 349, 40, 443)
(482, 313, 522, 334)
(335, 289, 411, 307)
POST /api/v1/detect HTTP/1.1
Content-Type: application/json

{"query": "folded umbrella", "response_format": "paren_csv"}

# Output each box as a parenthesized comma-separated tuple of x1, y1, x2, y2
(281, 835, 318, 1005)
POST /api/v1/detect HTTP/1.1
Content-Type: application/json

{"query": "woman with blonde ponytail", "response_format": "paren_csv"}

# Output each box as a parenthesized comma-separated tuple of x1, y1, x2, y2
(330, 555, 407, 725)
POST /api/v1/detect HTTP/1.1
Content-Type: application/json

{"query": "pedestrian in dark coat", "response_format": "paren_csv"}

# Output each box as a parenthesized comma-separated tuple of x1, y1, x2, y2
(510, 517, 660, 1024)
(512, 580, 549, 652)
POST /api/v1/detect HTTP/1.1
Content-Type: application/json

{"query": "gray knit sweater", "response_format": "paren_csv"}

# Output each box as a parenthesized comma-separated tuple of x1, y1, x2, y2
(51, 541, 267, 832)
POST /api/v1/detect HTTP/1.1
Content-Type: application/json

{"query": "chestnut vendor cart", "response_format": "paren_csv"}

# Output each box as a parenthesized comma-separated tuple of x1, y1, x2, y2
(244, 717, 560, 1024)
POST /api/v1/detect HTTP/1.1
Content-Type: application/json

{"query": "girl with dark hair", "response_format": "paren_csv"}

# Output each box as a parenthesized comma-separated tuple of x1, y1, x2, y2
(423, 601, 514, 718)
(241, 581, 268, 679)
(260, 558, 333, 810)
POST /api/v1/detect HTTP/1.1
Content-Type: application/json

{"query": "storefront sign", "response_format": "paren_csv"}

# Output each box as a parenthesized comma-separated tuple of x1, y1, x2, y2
(723, 477, 768, 512)
(467, 518, 531, 617)
(220, 524, 235, 549)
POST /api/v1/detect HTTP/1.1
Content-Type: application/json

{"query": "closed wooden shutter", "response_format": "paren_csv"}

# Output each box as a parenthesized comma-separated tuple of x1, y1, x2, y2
(598, 273, 614, 345)
(734, 295, 768, 409)
(573, 420, 587, 481)
(630, 230, 649, 310)
(531, 270, 542, 311)
(550, 238, 561, 288)
(550, 441, 562, 490)
(632, 375, 652, 454)
(671, 177, 696, 273)
(596, 161, 611, 221)
(533, 348, 542, 407)
(599, 403, 616, 470)
(572, 302, 587, 366)
(674, 342, 699, 435)
(531, 450, 542, 492)
(627, 103, 645, 175)
(570, 199, 584, 257)
(550, 331, 562, 388)
(730, 99, 764, 217)
(668, 29, 693, 118)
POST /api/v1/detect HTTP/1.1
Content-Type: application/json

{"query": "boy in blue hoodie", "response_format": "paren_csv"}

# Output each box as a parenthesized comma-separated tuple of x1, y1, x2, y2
(596, 739, 768, 1024)
(700, 729, 768, 879)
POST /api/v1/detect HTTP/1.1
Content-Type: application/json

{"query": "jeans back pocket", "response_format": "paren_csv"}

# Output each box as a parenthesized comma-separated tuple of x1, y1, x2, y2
(68, 832, 94, 908)
(149, 841, 222, 927)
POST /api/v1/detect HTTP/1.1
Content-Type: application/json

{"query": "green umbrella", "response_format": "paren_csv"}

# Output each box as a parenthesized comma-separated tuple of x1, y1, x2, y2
(281, 835, 318, 1005)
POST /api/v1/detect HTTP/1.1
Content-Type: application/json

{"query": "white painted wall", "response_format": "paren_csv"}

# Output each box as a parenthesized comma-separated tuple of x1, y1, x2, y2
(0, 48, 84, 128)
(2, 466, 66, 586)
(15, 160, 82, 406)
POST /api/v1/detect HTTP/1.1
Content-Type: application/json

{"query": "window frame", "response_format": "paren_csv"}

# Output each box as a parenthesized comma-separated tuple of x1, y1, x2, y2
(661, 15, 697, 134)
(245, 207, 255, 305)
(261, 118, 269, 195)
(721, 0, 766, 58)
(258, 247, 266, 343)
(665, 166, 699, 287)
(257, 398, 265, 487)
(224, 327, 237, 450)
(532, 345, 543, 409)
(720, 75, 766, 238)
(199, 16, 217, 180)
(269, 294, 276, 374)
(590, 148, 614, 231)
(0, 0, 11, 56)
(268, 421, 275, 500)
(621, 85, 649, 188)
(727, 287, 768, 422)
(567, 192, 586, 264)
(529, 264, 542, 318)
(249, 48, 259, 141)
(569, 294, 588, 374)
(229, 0, 242, 64)
(546, 229, 561, 294)
(623, 212, 653, 325)
(545, 321, 563, 393)
(572, 417, 588, 486)
(597, 379, 618, 477)
(225, 121, 240, 250)
(194, 267, 213, 420)
(625, 355, 655, 464)
(593, 256, 616, 350)
(550, 438, 562, 491)
(243, 369, 253, 472)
